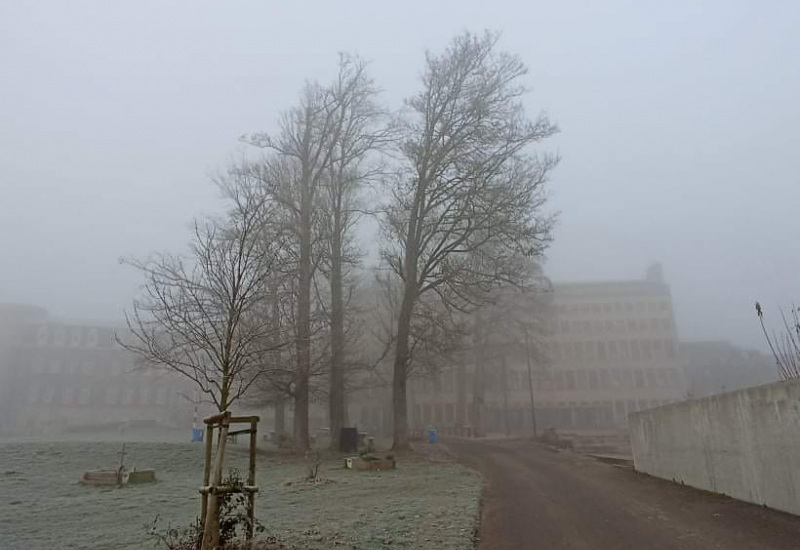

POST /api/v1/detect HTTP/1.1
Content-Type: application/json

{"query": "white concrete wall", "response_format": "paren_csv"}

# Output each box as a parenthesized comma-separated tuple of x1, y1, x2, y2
(630, 379, 800, 515)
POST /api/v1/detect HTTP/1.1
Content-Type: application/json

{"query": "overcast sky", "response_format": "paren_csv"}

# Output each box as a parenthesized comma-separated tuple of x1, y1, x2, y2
(1, 0, 798, 349)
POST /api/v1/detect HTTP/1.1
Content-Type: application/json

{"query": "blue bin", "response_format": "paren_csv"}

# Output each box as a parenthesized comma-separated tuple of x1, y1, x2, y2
(428, 427, 438, 444)
(191, 427, 204, 443)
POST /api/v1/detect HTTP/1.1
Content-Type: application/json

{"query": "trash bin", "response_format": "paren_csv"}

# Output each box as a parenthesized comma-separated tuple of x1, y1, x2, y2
(428, 426, 438, 444)
(191, 427, 204, 443)
(340, 427, 359, 453)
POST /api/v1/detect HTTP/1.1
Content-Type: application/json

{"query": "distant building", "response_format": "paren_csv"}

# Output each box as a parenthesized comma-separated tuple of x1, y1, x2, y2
(681, 340, 777, 398)
(0, 304, 193, 436)
(350, 265, 688, 436)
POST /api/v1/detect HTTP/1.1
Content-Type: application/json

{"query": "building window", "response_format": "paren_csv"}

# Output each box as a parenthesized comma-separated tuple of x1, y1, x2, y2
(582, 320, 592, 333)
(54, 327, 66, 346)
(634, 370, 646, 389)
(609, 369, 621, 388)
(602, 303, 611, 313)
(31, 357, 44, 374)
(156, 388, 168, 405)
(649, 319, 659, 331)
(124, 388, 136, 405)
(599, 369, 609, 389)
(561, 342, 572, 362)
(642, 341, 653, 360)
(566, 371, 576, 390)
(631, 341, 642, 361)
(446, 403, 455, 423)
(576, 370, 588, 389)
(79, 387, 91, 405)
(560, 321, 570, 333)
(86, 329, 98, 348)
(608, 340, 619, 359)
(70, 330, 82, 347)
(573, 342, 584, 361)
(107, 387, 119, 405)
(50, 359, 62, 374)
(627, 320, 637, 331)
(43, 386, 56, 404)
(619, 340, 630, 360)
(37, 326, 49, 347)
(140, 387, 151, 405)
(63, 388, 75, 405)
(588, 370, 599, 389)
(28, 384, 40, 404)
(597, 342, 607, 361)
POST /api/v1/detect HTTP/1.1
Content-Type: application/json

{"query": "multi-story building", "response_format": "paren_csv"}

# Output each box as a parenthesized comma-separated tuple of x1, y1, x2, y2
(350, 264, 688, 436)
(0, 303, 193, 436)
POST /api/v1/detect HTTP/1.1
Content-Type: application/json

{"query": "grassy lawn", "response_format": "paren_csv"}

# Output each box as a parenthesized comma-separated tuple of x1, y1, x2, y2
(0, 440, 481, 549)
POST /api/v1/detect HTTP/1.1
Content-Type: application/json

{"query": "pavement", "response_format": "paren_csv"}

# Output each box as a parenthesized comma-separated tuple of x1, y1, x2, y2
(449, 438, 800, 549)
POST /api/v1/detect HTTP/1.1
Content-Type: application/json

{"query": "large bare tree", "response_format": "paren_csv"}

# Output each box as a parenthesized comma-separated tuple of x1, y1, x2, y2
(247, 83, 339, 450)
(380, 31, 559, 449)
(247, 56, 388, 450)
(320, 54, 390, 449)
(120, 168, 284, 412)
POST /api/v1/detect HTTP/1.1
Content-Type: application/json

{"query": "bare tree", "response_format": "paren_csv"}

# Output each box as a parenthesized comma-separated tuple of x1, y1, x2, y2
(120, 169, 284, 412)
(246, 56, 389, 450)
(246, 83, 341, 450)
(468, 269, 552, 437)
(320, 54, 390, 450)
(755, 302, 800, 379)
(379, 31, 558, 449)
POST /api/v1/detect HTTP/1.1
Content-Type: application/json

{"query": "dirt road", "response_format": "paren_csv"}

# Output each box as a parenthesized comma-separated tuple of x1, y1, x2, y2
(449, 438, 800, 550)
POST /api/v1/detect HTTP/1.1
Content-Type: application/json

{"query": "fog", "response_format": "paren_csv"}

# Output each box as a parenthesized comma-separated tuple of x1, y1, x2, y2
(1, 0, 799, 349)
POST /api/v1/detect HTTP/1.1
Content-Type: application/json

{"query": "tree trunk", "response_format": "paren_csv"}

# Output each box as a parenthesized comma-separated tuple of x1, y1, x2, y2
(391, 284, 415, 450)
(524, 331, 538, 438)
(471, 328, 486, 437)
(295, 176, 312, 452)
(501, 355, 510, 437)
(456, 362, 467, 431)
(274, 398, 285, 438)
(328, 222, 345, 450)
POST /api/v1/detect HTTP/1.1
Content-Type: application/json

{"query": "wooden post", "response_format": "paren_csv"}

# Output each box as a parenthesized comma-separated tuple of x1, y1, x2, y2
(246, 418, 258, 541)
(200, 423, 213, 525)
(202, 412, 230, 550)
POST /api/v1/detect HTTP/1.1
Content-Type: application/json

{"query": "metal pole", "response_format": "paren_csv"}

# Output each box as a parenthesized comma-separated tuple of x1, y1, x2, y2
(524, 330, 538, 438)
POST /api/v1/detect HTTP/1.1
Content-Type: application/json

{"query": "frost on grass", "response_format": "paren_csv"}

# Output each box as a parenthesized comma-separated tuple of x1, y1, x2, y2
(0, 441, 481, 550)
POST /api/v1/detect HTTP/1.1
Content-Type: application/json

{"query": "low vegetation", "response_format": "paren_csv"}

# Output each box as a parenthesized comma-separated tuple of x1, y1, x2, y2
(1, 441, 482, 550)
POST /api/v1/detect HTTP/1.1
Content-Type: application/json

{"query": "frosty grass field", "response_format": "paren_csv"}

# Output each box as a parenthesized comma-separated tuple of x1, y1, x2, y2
(0, 440, 481, 549)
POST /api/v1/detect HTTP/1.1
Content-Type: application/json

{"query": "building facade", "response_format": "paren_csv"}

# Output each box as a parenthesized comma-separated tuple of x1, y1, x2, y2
(0, 304, 193, 436)
(350, 265, 688, 436)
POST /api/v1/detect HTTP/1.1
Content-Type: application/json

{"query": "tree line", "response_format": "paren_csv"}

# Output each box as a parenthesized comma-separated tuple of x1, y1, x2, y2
(120, 31, 559, 451)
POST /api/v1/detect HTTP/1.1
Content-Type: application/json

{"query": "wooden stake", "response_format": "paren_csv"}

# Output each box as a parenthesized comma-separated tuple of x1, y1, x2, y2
(246, 418, 258, 541)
